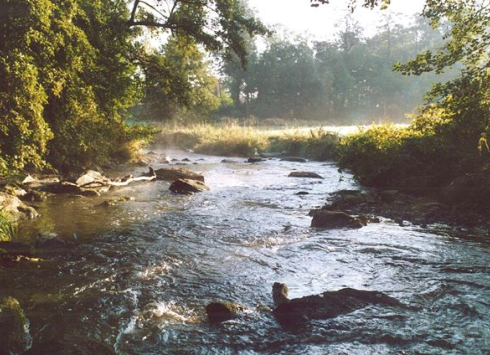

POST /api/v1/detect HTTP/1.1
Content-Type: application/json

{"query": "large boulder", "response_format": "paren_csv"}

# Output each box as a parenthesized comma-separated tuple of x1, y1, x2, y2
(169, 179, 209, 195)
(288, 171, 323, 179)
(206, 301, 246, 323)
(310, 210, 364, 229)
(272, 282, 400, 327)
(0, 297, 32, 355)
(0, 192, 39, 220)
(155, 168, 204, 182)
(74, 170, 108, 187)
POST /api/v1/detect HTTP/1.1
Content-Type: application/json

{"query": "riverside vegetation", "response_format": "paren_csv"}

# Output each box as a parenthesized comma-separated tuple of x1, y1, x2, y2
(153, 123, 340, 160)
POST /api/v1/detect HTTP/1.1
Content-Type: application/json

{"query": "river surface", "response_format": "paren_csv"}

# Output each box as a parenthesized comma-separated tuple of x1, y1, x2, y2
(2, 150, 490, 354)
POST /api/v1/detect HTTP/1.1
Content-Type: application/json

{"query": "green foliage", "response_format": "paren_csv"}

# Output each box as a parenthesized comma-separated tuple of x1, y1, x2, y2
(324, 0, 490, 191)
(127, 0, 268, 66)
(0, 212, 16, 242)
(0, 0, 264, 173)
(337, 117, 482, 188)
(139, 36, 221, 122)
(0, 0, 53, 172)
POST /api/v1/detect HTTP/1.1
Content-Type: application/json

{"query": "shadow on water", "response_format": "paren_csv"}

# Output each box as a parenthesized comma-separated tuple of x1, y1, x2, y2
(2, 149, 490, 354)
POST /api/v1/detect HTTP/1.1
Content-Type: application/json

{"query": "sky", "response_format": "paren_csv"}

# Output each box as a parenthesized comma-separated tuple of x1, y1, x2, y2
(247, 0, 426, 40)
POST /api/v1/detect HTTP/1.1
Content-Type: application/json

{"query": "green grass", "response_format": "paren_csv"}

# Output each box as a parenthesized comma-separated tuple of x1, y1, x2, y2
(0, 212, 16, 242)
(153, 122, 340, 160)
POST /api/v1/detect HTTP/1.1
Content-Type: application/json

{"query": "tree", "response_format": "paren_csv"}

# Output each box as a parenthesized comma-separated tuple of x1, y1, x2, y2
(251, 37, 324, 120)
(126, 0, 268, 65)
(310, 0, 391, 10)
(139, 35, 221, 122)
(0, 0, 267, 173)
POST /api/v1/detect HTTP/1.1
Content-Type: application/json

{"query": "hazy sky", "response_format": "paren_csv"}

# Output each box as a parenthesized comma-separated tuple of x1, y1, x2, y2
(247, 0, 426, 39)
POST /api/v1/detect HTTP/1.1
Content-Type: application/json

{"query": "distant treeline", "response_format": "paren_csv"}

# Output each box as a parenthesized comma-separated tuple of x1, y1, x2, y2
(222, 14, 458, 123)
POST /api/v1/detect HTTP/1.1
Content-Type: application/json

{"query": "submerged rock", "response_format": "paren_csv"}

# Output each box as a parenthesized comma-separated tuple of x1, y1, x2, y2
(310, 210, 364, 229)
(155, 168, 205, 182)
(247, 157, 265, 163)
(288, 171, 323, 179)
(34, 234, 77, 255)
(169, 179, 209, 195)
(206, 301, 246, 323)
(0, 297, 32, 355)
(221, 159, 239, 164)
(272, 282, 401, 327)
(281, 156, 307, 163)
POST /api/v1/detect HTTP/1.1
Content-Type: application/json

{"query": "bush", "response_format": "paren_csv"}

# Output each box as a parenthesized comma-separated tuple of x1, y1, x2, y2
(270, 128, 339, 160)
(337, 117, 484, 189)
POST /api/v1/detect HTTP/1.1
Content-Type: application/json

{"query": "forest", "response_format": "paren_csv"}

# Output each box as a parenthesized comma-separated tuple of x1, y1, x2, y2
(0, 0, 467, 175)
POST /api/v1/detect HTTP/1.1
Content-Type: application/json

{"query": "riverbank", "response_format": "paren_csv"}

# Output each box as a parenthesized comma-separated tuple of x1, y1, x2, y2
(152, 123, 340, 160)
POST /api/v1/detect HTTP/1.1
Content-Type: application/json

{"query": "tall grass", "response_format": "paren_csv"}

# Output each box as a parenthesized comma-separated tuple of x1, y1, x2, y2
(153, 122, 340, 159)
(0, 212, 16, 242)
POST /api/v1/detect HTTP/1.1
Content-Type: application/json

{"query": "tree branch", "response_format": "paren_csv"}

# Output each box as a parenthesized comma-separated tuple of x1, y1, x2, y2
(139, 0, 168, 20)
(129, 0, 140, 25)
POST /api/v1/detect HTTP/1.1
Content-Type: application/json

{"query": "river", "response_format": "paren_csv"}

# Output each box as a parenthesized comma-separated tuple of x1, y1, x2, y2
(2, 150, 490, 354)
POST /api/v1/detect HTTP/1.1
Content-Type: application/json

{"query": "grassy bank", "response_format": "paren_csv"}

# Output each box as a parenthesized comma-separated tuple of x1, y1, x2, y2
(152, 123, 340, 160)
(336, 121, 485, 193)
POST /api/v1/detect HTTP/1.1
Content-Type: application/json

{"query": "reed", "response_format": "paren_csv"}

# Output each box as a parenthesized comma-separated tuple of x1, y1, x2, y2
(154, 122, 339, 159)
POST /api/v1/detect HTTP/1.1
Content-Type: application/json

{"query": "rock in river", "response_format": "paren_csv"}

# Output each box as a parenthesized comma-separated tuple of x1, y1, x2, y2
(34, 234, 76, 254)
(0, 192, 39, 220)
(247, 157, 265, 163)
(155, 168, 205, 182)
(310, 210, 364, 229)
(288, 171, 323, 179)
(272, 282, 401, 327)
(0, 297, 32, 355)
(169, 179, 209, 195)
(281, 156, 307, 163)
(206, 301, 246, 323)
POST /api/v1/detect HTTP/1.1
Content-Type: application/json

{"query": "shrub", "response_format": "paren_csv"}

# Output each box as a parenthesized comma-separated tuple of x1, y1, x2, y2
(270, 128, 339, 160)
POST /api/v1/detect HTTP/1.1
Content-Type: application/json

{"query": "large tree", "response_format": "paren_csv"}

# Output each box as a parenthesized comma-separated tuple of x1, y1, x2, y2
(0, 0, 267, 173)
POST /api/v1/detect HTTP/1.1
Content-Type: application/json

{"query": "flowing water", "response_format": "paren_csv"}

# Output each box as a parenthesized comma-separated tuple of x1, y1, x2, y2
(2, 150, 490, 354)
